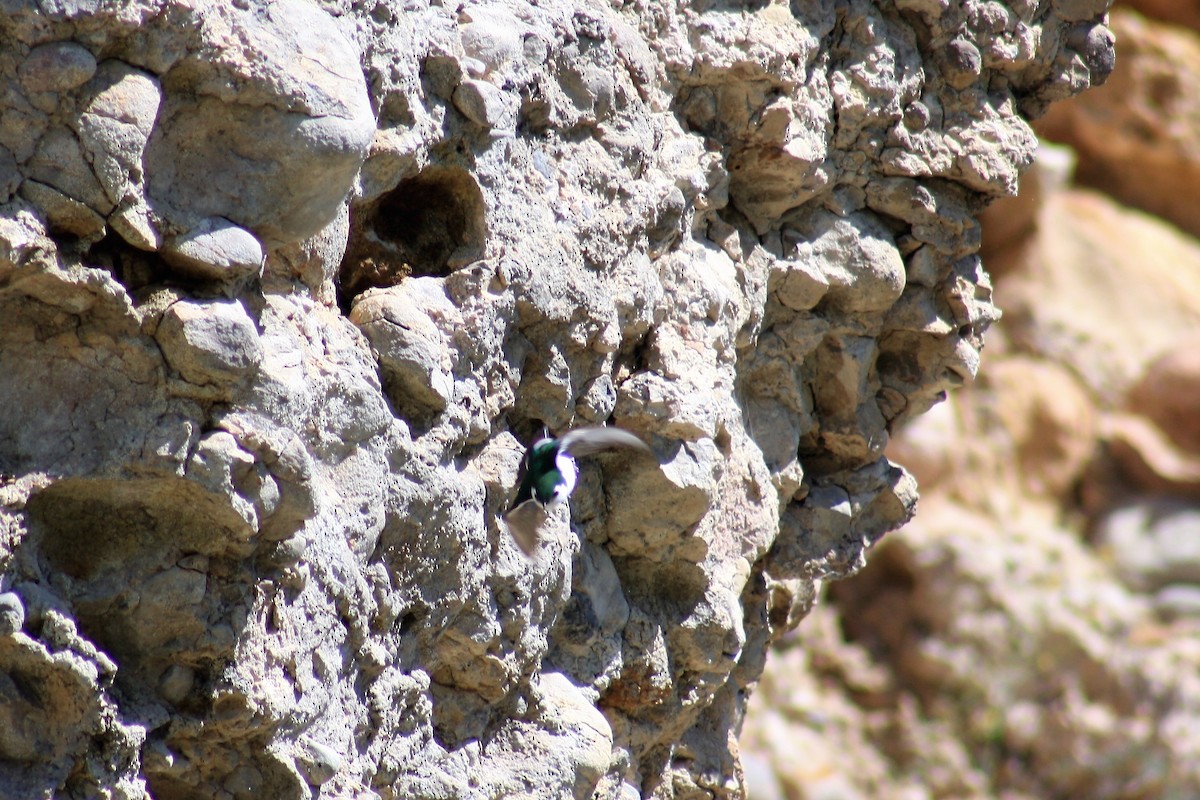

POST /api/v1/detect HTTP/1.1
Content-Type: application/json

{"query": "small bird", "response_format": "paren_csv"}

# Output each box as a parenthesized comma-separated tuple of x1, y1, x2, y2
(503, 426, 650, 554)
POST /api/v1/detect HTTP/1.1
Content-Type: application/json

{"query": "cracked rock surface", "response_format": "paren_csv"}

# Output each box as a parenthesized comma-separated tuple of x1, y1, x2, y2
(742, 7, 1200, 794)
(0, 1, 1110, 798)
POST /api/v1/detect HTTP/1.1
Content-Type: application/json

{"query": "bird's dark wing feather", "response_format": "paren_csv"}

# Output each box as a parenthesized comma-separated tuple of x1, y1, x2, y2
(510, 468, 535, 509)
(503, 499, 547, 555)
(558, 426, 650, 458)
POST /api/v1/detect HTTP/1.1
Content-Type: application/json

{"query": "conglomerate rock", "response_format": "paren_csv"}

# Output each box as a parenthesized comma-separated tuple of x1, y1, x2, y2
(742, 167, 1200, 797)
(0, 1, 1110, 798)
(743, 15, 1200, 794)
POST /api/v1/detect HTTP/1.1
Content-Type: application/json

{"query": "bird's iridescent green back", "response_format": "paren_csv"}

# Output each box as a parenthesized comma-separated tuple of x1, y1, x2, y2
(514, 439, 563, 505)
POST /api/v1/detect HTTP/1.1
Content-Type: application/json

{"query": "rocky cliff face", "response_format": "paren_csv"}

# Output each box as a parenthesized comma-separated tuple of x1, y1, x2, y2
(0, 1, 1112, 798)
(744, 5, 1200, 800)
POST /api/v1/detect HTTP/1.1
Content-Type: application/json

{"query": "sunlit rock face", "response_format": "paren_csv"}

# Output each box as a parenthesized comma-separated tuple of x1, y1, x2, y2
(0, 0, 1110, 797)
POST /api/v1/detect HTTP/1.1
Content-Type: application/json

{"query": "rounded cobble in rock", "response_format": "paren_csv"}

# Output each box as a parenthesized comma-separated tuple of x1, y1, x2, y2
(19, 42, 97, 93)
(0, 592, 25, 636)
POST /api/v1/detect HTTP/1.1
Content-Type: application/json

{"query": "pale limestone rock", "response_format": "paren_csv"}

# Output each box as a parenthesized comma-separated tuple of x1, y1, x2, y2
(145, 0, 376, 248)
(1125, 338, 1200, 457)
(107, 201, 161, 251)
(1095, 499, 1200, 593)
(452, 78, 518, 131)
(18, 179, 106, 241)
(75, 61, 161, 212)
(1124, 0, 1200, 29)
(1101, 412, 1200, 498)
(350, 281, 458, 414)
(186, 430, 271, 532)
(156, 663, 194, 704)
(25, 126, 112, 214)
(161, 217, 264, 283)
(293, 736, 343, 787)
(765, 251, 830, 312)
(458, 6, 526, 78)
(18, 42, 96, 94)
(0, 592, 24, 637)
(1154, 585, 1200, 622)
(156, 299, 264, 386)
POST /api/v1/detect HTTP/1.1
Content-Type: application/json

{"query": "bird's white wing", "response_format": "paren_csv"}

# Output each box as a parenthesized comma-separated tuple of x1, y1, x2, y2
(558, 426, 650, 458)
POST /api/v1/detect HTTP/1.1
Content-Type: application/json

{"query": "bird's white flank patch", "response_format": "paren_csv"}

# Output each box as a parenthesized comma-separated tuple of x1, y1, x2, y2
(552, 450, 578, 505)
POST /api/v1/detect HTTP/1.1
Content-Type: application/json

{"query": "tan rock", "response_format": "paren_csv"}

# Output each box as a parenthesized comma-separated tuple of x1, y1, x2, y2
(1100, 412, 1200, 496)
(992, 189, 1200, 401)
(1126, 336, 1200, 456)
(18, 42, 97, 94)
(979, 141, 1076, 270)
(892, 354, 1096, 509)
(18, 179, 106, 242)
(984, 356, 1098, 500)
(755, 501, 1200, 800)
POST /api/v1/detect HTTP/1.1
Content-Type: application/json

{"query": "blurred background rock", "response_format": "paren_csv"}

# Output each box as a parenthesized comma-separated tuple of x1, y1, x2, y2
(742, 4, 1200, 799)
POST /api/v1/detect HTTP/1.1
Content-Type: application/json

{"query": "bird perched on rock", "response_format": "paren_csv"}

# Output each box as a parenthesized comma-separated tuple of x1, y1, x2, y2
(503, 426, 650, 554)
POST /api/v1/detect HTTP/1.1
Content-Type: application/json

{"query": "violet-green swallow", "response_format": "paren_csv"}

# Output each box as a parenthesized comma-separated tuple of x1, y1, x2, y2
(503, 426, 650, 554)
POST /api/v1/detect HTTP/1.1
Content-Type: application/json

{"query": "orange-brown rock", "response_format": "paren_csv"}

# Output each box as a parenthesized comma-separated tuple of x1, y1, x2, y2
(1038, 10, 1200, 239)
(1126, 336, 1200, 456)
(1122, 0, 1200, 31)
